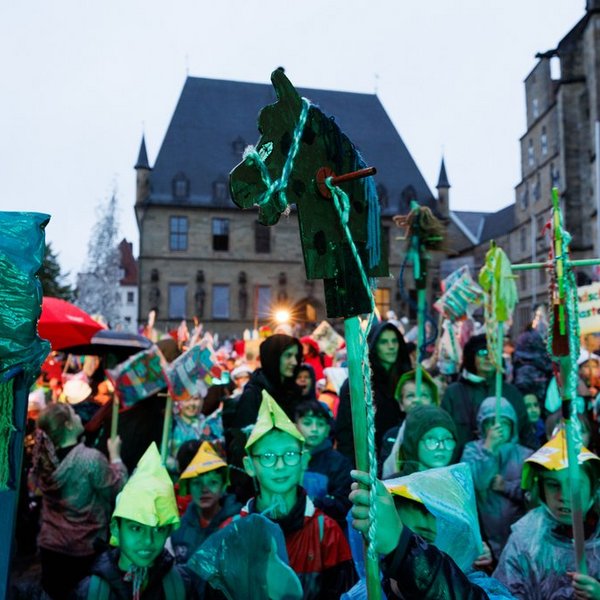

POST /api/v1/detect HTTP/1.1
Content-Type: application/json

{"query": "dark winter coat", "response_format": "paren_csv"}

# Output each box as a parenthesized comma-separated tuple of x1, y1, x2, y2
(380, 528, 491, 599)
(169, 493, 242, 564)
(335, 322, 411, 461)
(234, 334, 304, 427)
(71, 548, 204, 600)
(442, 374, 535, 454)
(303, 439, 352, 527)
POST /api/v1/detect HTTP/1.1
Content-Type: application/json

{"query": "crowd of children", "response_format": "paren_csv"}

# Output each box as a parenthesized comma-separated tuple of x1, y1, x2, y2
(11, 318, 600, 599)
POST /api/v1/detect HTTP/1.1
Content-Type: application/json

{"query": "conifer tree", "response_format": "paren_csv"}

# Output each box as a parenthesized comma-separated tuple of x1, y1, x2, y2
(39, 242, 74, 300)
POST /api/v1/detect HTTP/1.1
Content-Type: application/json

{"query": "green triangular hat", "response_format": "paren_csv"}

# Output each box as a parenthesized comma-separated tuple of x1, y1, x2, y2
(245, 390, 304, 450)
(110, 442, 180, 546)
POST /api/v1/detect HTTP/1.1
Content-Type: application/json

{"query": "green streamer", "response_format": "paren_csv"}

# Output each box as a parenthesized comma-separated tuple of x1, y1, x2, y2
(0, 379, 15, 490)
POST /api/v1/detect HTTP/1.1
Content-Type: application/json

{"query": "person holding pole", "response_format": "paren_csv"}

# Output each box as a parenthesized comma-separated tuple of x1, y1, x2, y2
(441, 334, 535, 455)
(32, 403, 127, 599)
(494, 430, 600, 599)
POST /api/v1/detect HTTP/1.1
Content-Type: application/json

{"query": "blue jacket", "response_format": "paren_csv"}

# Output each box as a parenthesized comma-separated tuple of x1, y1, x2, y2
(170, 493, 242, 564)
(303, 439, 352, 527)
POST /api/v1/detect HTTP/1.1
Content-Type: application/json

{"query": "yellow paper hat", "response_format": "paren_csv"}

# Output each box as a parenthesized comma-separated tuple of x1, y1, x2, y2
(180, 441, 227, 480)
(522, 429, 600, 490)
(110, 442, 180, 546)
(245, 390, 305, 450)
(386, 482, 424, 504)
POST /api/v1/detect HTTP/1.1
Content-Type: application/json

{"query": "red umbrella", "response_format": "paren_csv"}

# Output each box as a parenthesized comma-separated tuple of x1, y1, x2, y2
(38, 297, 106, 351)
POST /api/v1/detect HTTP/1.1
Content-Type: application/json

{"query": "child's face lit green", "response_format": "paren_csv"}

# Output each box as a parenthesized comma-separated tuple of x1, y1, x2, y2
(118, 518, 170, 569)
(542, 469, 593, 525)
(295, 414, 329, 449)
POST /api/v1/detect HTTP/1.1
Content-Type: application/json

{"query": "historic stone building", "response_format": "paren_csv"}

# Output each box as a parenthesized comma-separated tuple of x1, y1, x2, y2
(444, 2, 600, 335)
(135, 75, 446, 336)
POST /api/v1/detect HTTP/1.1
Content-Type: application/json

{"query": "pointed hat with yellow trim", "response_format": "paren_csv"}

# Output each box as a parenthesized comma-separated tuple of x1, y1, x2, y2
(522, 428, 600, 490)
(110, 442, 180, 546)
(245, 390, 304, 450)
(180, 441, 227, 480)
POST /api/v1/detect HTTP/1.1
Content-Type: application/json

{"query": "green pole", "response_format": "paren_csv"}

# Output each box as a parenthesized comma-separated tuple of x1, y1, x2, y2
(559, 357, 588, 574)
(344, 316, 382, 600)
(416, 288, 426, 399)
(160, 394, 174, 465)
(495, 323, 504, 424)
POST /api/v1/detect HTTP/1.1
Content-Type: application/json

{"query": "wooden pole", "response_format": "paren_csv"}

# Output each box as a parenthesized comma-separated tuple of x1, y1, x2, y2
(345, 316, 382, 600)
(160, 394, 174, 465)
(110, 392, 119, 440)
(495, 323, 504, 424)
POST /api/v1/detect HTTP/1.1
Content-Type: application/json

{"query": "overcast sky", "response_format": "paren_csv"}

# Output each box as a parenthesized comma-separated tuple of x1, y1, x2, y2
(0, 1, 586, 282)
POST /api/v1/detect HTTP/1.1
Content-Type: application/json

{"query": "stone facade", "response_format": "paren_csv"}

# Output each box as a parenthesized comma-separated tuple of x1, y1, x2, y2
(134, 76, 446, 338)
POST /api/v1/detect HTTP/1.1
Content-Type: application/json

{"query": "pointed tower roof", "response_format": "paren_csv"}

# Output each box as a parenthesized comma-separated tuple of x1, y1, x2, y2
(134, 135, 151, 170)
(436, 157, 450, 189)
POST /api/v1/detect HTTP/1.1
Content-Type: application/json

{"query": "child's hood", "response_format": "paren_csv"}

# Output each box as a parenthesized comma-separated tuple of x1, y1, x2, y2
(476, 396, 518, 442)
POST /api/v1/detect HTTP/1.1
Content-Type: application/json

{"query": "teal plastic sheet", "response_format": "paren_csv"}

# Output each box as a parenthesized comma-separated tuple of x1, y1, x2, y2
(0, 212, 51, 377)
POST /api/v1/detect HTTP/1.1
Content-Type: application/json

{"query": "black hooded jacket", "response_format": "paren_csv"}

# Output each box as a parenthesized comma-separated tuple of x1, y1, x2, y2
(234, 334, 304, 427)
(71, 548, 203, 600)
(441, 334, 536, 454)
(335, 322, 411, 461)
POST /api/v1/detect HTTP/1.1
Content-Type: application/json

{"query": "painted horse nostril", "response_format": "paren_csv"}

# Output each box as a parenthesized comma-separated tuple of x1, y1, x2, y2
(314, 230, 327, 255)
(292, 179, 306, 197)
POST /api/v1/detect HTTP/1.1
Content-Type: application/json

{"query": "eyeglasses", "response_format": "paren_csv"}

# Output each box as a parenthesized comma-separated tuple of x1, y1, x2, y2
(475, 349, 489, 357)
(420, 437, 456, 451)
(251, 451, 303, 468)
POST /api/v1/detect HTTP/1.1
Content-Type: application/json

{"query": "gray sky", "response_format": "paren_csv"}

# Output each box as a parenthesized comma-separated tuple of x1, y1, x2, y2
(0, 0, 585, 282)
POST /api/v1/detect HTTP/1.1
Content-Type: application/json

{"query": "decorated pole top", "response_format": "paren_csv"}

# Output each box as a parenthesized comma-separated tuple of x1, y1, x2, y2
(229, 68, 388, 318)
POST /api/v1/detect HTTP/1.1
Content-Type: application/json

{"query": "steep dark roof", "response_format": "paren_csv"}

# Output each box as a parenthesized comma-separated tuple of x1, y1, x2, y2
(436, 158, 450, 188)
(451, 211, 486, 242)
(144, 76, 435, 216)
(451, 204, 515, 246)
(135, 136, 150, 170)
(479, 204, 515, 243)
(119, 239, 138, 285)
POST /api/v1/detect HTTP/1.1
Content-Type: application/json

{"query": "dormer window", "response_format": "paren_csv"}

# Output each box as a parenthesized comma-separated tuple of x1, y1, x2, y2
(213, 177, 228, 202)
(377, 184, 389, 209)
(172, 172, 190, 200)
(232, 136, 246, 156)
(400, 185, 417, 208)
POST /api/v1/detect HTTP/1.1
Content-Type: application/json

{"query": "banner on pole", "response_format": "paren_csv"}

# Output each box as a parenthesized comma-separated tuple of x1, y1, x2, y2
(578, 283, 600, 334)
(107, 345, 168, 408)
(164, 344, 223, 401)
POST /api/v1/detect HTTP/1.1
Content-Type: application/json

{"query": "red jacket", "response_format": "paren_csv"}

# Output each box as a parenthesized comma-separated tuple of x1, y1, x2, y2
(224, 489, 355, 599)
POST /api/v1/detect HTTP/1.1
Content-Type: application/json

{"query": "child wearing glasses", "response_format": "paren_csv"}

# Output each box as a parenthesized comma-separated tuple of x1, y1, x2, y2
(234, 391, 356, 599)
(393, 405, 458, 476)
(460, 396, 533, 559)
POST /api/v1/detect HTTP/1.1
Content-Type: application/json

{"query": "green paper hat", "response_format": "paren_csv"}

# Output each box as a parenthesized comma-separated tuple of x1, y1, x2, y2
(245, 390, 305, 450)
(110, 442, 180, 546)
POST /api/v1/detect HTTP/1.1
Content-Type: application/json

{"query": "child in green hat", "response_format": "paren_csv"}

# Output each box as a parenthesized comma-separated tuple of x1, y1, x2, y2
(231, 390, 356, 599)
(72, 443, 203, 599)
